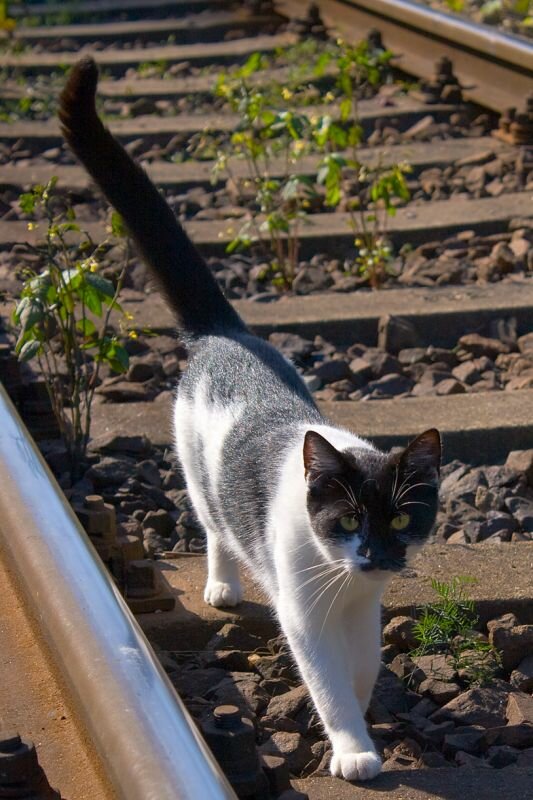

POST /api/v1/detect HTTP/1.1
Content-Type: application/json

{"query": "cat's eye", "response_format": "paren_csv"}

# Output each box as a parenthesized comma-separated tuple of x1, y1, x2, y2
(391, 513, 410, 531)
(339, 515, 359, 532)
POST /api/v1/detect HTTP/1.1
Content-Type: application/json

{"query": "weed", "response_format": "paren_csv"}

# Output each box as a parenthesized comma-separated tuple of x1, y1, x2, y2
(12, 178, 133, 479)
(313, 38, 410, 287)
(409, 576, 501, 687)
(211, 38, 411, 290)
(213, 54, 317, 289)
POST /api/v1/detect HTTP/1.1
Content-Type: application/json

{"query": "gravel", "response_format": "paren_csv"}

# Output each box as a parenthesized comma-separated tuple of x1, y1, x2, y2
(150, 611, 533, 779)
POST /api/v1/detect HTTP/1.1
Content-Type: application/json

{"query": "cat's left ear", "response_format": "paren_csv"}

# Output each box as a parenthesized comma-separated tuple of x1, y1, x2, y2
(303, 430, 348, 481)
(399, 428, 441, 480)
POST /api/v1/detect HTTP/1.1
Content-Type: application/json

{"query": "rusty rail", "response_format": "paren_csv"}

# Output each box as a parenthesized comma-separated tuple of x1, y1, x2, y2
(280, 0, 533, 112)
(0, 384, 237, 800)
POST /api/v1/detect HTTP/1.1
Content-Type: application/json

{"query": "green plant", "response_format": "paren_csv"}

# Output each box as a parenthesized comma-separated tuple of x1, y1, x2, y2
(313, 38, 410, 287)
(0, 1, 16, 32)
(12, 178, 133, 478)
(211, 38, 411, 290)
(409, 576, 501, 686)
(213, 56, 318, 289)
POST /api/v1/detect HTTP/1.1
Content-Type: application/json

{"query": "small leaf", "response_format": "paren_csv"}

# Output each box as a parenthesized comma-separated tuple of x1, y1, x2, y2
(85, 273, 115, 298)
(19, 340, 41, 362)
(111, 211, 127, 238)
(76, 318, 97, 336)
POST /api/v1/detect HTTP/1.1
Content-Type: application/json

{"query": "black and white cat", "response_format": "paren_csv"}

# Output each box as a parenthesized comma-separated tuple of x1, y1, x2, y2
(59, 58, 441, 782)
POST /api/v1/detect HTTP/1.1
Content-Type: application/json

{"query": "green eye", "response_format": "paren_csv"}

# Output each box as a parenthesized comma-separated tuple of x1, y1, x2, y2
(339, 515, 359, 532)
(391, 513, 410, 531)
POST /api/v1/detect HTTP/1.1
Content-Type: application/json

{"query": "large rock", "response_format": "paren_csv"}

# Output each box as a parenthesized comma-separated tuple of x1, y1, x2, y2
(206, 623, 264, 654)
(506, 691, 533, 726)
(458, 333, 510, 359)
(259, 732, 315, 775)
(510, 655, 533, 692)
(382, 616, 418, 651)
(86, 455, 136, 488)
(488, 618, 533, 671)
(377, 314, 422, 354)
(505, 449, 533, 486)
(266, 685, 309, 720)
(430, 686, 508, 728)
(208, 672, 269, 714)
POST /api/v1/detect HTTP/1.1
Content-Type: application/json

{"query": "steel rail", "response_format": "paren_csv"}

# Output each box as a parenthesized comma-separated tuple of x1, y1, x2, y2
(279, 0, 533, 112)
(0, 383, 237, 800)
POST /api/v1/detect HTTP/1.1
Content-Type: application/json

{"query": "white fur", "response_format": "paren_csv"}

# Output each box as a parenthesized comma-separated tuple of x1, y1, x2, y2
(175, 396, 392, 781)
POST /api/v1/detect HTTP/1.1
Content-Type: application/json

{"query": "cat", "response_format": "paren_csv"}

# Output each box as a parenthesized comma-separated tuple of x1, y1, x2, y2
(59, 57, 441, 782)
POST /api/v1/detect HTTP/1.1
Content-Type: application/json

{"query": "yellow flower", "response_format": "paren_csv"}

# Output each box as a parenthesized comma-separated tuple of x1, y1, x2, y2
(281, 87, 293, 100)
(124, 311, 134, 321)
(128, 330, 138, 339)
(324, 91, 335, 103)
(27, 222, 36, 231)
(292, 140, 305, 154)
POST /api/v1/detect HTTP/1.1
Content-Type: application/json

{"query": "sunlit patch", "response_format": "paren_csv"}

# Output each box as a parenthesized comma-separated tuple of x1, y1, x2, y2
(339, 515, 359, 532)
(391, 513, 410, 531)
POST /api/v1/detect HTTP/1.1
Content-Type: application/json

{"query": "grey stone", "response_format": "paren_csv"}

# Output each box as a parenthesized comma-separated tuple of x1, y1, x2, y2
(419, 679, 462, 705)
(259, 732, 315, 775)
(362, 349, 401, 378)
(209, 672, 269, 714)
(510, 655, 533, 692)
(87, 455, 136, 488)
(172, 667, 227, 698)
(506, 691, 533, 726)
(311, 359, 351, 384)
(488, 622, 533, 671)
(135, 459, 162, 488)
(436, 379, 467, 396)
(95, 433, 153, 457)
(412, 654, 457, 683)
(443, 729, 485, 756)
(458, 334, 510, 359)
(206, 624, 264, 654)
(431, 686, 508, 728)
(372, 665, 419, 715)
(382, 616, 418, 651)
(505, 449, 533, 485)
(477, 511, 517, 541)
(455, 750, 491, 768)
(420, 720, 455, 745)
(486, 745, 519, 767)
(377, 314, 422, 354)
(452, 361, 482, 385)
(266, 685, 309, 720)
(142, 509, 175, 538)
(366, 373, 414, 396)
(269, 332, 314, 363)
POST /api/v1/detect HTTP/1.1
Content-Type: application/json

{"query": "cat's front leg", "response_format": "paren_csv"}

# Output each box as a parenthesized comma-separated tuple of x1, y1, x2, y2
(203, 534, 242, 608)
(278, 605, 381, 782)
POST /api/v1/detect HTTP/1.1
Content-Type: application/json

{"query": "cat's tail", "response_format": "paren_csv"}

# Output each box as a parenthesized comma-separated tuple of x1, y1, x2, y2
(58, 57, 247, 339)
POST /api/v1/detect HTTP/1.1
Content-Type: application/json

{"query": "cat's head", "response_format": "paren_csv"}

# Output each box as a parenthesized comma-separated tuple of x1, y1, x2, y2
(303, 429, 441, 576)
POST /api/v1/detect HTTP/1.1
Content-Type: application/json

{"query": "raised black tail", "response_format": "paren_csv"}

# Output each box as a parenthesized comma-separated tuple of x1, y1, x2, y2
(58, 57, 246, 339)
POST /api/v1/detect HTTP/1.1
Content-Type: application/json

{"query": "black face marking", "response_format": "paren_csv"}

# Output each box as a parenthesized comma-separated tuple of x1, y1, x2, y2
(305, 430, 441, 572)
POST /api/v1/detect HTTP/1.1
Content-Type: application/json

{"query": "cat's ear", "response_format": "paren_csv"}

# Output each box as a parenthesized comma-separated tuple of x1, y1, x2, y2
(399, 428, 441, 479)
(303, 431, 348, 481)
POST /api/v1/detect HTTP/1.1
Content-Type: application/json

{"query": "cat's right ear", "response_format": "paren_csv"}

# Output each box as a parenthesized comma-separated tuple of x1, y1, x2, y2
(303, 431, 347, 482)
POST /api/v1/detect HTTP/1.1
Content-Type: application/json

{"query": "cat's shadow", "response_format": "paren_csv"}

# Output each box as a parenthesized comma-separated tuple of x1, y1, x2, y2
(325, 766, 507, 797)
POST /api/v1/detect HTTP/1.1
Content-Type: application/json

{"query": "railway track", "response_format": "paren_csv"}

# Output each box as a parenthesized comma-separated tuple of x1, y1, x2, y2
(1, 1, 533, 798)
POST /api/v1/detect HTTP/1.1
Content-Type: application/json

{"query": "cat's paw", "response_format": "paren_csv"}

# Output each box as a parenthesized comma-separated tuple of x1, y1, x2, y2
(330, 751, 381, 782)
(204, 580, 242, 608)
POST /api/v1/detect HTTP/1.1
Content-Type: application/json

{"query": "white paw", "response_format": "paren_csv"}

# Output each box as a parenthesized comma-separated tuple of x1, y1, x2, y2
(330, 751, 381, 782)
(204, 580, 242, 608)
